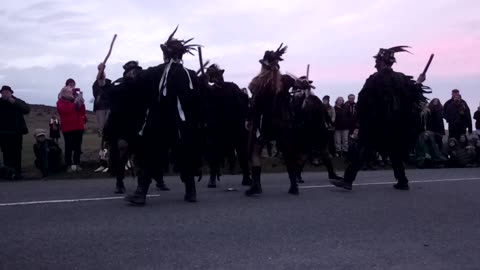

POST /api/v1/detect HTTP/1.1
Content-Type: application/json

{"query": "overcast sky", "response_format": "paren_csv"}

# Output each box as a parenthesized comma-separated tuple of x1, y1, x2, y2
(1, 0, 479, 111)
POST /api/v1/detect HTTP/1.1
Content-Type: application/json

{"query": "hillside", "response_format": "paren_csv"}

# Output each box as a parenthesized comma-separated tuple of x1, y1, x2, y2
(14, 104, 345, 180)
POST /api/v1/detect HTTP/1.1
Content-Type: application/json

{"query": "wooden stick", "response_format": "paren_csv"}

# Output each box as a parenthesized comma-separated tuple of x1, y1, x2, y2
(102, 34, 117, 65)
(198, 46, 205, 76)
(306, 64, 310, 80)
(196, 60, 210, 75)
(422, 54, 434, 75)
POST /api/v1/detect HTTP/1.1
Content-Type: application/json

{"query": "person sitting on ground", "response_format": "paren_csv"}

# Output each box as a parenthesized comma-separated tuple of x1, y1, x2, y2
(445, 138, 471, 168)
(33, 129, 62, 178)
(473, 138, 480, 166)
(415, 131, 447, 169)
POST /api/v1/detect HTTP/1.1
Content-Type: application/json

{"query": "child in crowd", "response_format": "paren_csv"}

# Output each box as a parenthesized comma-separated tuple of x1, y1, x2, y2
(49, 115, 61, 143)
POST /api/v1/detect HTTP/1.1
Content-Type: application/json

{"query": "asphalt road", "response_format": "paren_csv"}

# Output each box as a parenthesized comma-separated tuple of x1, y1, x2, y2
(0, 168, 479, 270)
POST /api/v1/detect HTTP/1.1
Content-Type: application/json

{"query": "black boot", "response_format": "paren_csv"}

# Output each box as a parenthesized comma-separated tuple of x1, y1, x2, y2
(208, 174, 217, 188)
(245, 166, 262, 196)
(124, 185, 148, 205)
(393, 164, 409, 191)
(241, 174, 252, 186)
(184, 177, 198, 202)
(288, 170, 300, 195)
(114, 180, 126, 194)
(296, 171, 304, 184)
(393, 177, 410, 190)
(324, 158, 343, 180)
(329, 179, 352, 190)
(155, 179, 170, 191)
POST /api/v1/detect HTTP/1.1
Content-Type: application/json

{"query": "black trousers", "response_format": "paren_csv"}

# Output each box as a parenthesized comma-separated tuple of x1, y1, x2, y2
(207, 129, 250, 179)
(0, 134, 23, 175)
(344, 143, 407, 184)
(35, 151, 62, 176)
(448, 125, 466, 141)
(136, 122, 200, 193)
(63, 130, 84, 166)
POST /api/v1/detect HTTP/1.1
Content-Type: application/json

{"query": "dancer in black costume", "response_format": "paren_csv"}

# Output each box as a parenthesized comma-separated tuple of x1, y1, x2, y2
(124, 26, 203, 205)
(330, 46, 429, 191)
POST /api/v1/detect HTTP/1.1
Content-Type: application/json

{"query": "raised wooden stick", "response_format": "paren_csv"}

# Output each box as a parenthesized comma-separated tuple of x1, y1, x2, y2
(196, 60, 210, 75)
(306, 64, 310, 80)
(198, 46, 205, 76)
(102, 34, 118, 65)
(422, 54, 434, 75)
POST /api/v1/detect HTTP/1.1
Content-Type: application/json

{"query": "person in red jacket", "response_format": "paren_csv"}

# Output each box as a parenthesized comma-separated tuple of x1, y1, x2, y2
(57, 78, 87, 172)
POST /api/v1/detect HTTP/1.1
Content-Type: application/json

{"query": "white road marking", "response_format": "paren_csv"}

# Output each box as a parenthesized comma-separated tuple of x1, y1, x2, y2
(300, 177, 480, 189)
(0, 194, 162, 207)
(0, 177, 479, 207)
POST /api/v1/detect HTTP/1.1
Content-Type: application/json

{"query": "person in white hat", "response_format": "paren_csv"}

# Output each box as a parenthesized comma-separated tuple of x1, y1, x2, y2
(33, 128, 62, 178)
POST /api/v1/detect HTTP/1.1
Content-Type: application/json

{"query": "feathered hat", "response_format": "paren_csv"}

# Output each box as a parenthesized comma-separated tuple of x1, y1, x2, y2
(206, 64, 225, 76)
(374, 46, 412, 65)
(295, 76, 316, 90)
(161, 25, 200, 60)
(259, 43, 288, 69)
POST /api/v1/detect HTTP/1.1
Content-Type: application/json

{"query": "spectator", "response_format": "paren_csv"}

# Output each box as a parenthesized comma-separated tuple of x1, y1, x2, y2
(345, 94, 358, 133)
(334, 97, 349, 156)
(57, 79, 87, 172)
(415, 131, 447, 169)
(474, 103, 480, 139)
(93, 64, 112, 137)
(33, 129, 62, 178)
(473, 138, 480, 166)
(93, 63, 114, 172)
(444, 89, 472, 140)
(49, 115, 61, 143)
(323, 95, 336, 155)
(425, 98, 445, 150)
(445, 138, 471, 168)
(346, 128, 359, 163)
(0, 85, 30, 180)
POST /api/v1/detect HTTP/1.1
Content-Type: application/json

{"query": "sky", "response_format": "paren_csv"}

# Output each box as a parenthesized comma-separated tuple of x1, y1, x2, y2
(0, 0, 479, 113)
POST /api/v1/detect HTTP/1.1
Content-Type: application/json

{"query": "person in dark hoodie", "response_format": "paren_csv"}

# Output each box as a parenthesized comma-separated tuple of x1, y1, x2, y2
(444, 89, 472, 140)
(0, 85, 30, 180)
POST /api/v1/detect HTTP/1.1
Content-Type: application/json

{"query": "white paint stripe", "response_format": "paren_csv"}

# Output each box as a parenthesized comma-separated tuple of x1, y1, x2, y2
(300, 177, 480, 189)
(0, 195, 162, 207)
(0, 177, 479, 207)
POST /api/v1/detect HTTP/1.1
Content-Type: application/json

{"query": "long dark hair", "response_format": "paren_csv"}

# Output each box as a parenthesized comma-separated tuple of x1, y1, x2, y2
(428, 98, 443, 112)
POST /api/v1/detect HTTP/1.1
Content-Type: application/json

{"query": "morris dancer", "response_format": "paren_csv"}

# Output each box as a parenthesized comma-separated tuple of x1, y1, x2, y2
(330, 46, 429, 191)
